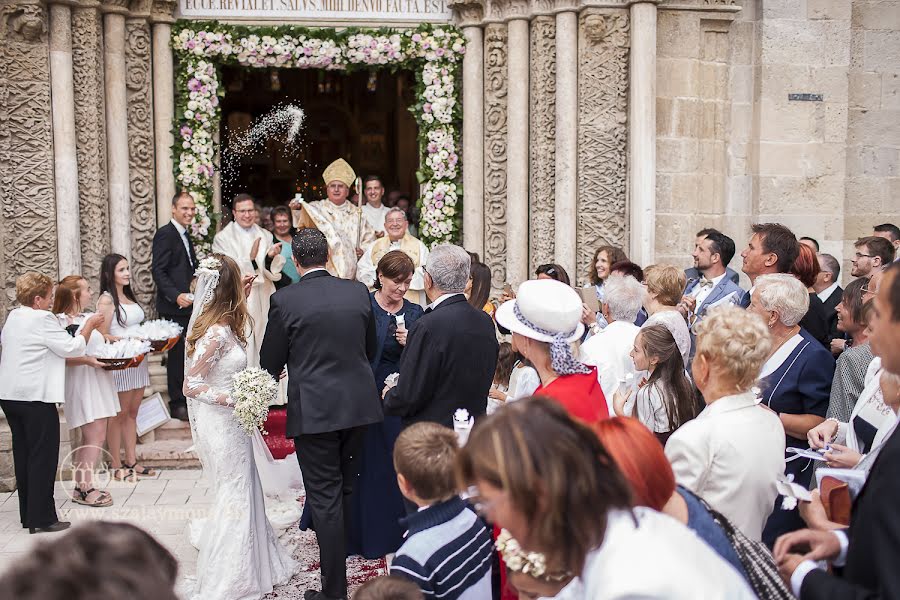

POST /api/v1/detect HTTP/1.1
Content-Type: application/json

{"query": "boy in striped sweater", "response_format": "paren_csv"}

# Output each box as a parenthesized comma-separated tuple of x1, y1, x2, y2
(389, 422, 494, 599)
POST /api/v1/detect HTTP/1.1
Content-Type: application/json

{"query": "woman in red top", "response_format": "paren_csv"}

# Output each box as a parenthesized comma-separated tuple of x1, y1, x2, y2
(495, 279, 608, 424)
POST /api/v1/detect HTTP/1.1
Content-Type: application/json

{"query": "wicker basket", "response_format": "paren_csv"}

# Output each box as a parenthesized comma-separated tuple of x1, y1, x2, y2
(149, 339, 168, 352)
(98, 357, 133, 371)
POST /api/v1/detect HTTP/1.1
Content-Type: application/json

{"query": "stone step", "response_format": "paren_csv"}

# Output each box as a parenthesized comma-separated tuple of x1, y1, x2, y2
(154, 418, 193, 441)
(134, 438, 200, 469)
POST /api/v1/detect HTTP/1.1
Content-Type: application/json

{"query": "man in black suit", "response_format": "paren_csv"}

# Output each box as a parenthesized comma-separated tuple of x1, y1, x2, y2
(775, 262, 900, 599)
(814, 253, 843, 348)
(260, 228, 382, 600)
(383, 244, 499, 428)
(151, 192, 198, 421)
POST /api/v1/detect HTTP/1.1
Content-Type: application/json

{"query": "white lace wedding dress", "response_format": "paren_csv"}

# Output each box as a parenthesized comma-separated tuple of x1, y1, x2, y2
(184, 324, 298, 600)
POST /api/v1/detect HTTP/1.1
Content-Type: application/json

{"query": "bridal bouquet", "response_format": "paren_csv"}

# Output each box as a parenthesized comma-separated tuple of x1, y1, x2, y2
(231, 367, 278, 436)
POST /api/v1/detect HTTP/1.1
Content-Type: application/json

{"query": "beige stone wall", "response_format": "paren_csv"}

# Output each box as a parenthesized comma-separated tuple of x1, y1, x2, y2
(656, 0, 900, 284)
(844, 0, 900, 276)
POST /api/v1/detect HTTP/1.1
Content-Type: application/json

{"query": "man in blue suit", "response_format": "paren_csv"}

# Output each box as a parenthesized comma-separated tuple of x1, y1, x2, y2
(682, 230, 743, 320)
(685, 227, 741, 285)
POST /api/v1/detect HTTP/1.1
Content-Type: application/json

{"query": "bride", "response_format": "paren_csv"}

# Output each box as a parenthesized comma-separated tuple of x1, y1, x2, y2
(183, 254, 297, 600)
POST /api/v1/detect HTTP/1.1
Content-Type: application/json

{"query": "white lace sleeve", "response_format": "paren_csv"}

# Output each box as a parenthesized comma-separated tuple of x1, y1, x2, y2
(184, 326, 233, 407)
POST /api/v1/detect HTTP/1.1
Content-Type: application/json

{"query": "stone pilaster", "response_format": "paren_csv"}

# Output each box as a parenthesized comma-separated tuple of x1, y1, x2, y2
(102, 0, 131, 264)
(151, 0, 176, 226)
(577, 10, 629, 283)
(73, 0, 110, 287)
(0, 0, 57, 320)
(529, 15, 556, 273)
(554, 8, 577, 278)
(126, 0, 157, 312)
(505, 13, 529, 286)
(628, 0, 657, 266)
(49, 0, 82, 277)
(482, 22, 508, 288)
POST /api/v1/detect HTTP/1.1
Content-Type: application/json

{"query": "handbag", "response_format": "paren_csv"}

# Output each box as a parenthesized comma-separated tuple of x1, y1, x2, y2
(697, 495, 797, 599)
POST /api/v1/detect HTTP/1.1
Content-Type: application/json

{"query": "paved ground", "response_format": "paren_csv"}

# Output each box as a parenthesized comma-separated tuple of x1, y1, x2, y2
(0, 470, 388, 598)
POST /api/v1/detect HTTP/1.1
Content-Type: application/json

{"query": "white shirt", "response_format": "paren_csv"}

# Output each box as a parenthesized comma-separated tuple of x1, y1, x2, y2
(0, 307, 87, 404)
(690, 271, 726, 306)
(555, 508, 756, 599)
(580, 320, 640, 415)
(759, 333, 804, 379)
(665, 391, 786, 541)
(170, 218, 193, 266)
(361, 203, 391, 235)
(427, 292, 464, 311)
(623, 384, 670, 433)
(816, 281, 840, 304)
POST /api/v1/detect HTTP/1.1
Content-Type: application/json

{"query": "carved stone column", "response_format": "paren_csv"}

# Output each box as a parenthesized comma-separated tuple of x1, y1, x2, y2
(48, 0, 81, 276)
(73, 0, 110, 288)
(0, 0, 57, 321)
(529, 15, 556, 273)
(126, 0, 157, 311)
(628, 0, 657, 266)
(505, 10, 529, 286)
(483, 23, 508, 288)
(554, 8, 578, 278)
(151, 0, 176, 226)
(576, 11, 629, 282)
(454, 1, 485, 258)
(102, 0, 130, 263)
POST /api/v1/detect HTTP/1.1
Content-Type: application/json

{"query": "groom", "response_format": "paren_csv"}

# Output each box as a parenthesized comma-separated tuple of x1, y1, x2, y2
(260, 228, 383, 600)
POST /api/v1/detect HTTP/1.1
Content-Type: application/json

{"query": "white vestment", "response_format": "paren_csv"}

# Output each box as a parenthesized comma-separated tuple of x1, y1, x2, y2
(211, 222, 285, 368)
(361, 203, 391, 236)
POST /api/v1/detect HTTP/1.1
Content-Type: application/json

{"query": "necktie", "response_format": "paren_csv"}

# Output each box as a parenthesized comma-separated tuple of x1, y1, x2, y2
(183, 230, 195, 267)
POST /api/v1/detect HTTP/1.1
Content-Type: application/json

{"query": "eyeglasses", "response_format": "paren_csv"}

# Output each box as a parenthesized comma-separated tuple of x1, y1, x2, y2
(234, 208, 256, 214)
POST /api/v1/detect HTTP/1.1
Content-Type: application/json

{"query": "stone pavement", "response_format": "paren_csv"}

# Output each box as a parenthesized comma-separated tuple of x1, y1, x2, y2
(0, 469, 388, 598)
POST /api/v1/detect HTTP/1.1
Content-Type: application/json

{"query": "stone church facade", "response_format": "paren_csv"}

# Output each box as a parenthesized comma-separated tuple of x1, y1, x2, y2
(0, 0, 898, 482)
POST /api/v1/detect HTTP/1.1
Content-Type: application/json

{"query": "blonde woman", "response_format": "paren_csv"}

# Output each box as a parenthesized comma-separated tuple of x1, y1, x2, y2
(182, 254, 296, 600)
(665, 306, 785, 541)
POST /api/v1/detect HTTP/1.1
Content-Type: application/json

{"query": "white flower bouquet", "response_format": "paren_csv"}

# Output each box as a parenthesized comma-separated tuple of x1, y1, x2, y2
(231, 367, 278, 436)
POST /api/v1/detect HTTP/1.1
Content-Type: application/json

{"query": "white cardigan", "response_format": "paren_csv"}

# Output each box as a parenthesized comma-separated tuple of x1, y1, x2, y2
(0, 307, 86, 404)
(665, 390, 786, 541)
(554, 508, 755, 599)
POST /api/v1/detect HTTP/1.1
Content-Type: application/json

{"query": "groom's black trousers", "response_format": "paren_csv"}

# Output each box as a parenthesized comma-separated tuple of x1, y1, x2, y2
(294, 426, 365, 600)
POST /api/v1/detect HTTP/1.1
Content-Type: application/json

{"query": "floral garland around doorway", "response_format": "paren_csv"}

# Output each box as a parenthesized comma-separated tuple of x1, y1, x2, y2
(172, 22, 465, 252)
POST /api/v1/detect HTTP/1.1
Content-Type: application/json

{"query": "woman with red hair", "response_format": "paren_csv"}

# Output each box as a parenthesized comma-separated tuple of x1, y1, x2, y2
(594, 417, 749, 581)
(791, 242, 830, 347)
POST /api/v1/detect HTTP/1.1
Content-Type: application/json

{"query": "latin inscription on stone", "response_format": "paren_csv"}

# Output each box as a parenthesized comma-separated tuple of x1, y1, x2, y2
(179, 0, 451, 21)
(788, 93, 824, 102)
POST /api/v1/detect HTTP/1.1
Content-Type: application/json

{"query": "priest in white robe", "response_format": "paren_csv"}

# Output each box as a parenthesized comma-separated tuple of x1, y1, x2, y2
(357, 207, 429, 305)
(288, 158, 376, 280)
(212, 193, 285, 367)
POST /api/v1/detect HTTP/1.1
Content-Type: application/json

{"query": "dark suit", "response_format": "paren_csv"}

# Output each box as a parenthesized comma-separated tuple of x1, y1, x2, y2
(801, 293, 832, 348)
(800, 425, 900, 600)
(151, 221, 197, 410)
(821, 285, 843, 343)
(260, 269, 382, 600)
(384, 294, 499, 428)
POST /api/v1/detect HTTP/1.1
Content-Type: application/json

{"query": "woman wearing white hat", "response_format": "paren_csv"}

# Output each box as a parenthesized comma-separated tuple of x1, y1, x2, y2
(496, 279, 608, 423)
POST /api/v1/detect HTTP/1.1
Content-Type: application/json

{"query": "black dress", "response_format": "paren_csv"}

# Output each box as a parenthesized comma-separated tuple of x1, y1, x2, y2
(345, 295, 424, 558)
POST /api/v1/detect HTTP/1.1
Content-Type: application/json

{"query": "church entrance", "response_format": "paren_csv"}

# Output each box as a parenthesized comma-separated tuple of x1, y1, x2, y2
(219, 66, 420, 210)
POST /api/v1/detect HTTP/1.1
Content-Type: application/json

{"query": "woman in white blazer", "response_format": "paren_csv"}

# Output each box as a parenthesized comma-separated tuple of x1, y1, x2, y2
(458, 397, 756, 599)
(665, 306, 786, 541)
(0, 273, 104, 534)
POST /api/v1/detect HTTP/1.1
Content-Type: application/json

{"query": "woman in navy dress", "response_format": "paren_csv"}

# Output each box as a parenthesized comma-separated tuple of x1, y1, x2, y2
(346, 250, 424, 558)
(749, 274, 834, 547)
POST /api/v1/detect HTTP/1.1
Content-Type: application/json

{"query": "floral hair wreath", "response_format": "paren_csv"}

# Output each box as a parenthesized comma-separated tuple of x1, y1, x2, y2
(495, 529, 571, 582)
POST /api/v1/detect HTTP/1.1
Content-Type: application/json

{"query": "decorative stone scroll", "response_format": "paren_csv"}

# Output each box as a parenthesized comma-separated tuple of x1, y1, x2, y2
(126, 17, 157, 313)
(73, 4, 110, 288)
(0, 0, 56, 322)
(483, 23, 508, 288)
(528, 15, 555, 273)
(576, 10, 629, 280)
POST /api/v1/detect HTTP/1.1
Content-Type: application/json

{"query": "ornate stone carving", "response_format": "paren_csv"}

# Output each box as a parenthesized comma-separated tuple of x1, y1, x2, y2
(0, 0, 56, 322)
(577, 10, 629, 282)
(126, 18, 157, 313)
(448, 0, 484, 26)
(149, 0, 176, 22)
(483, 23, 508, 288)
(72, 5, 110, 288)
(529, 16, 556, 272)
